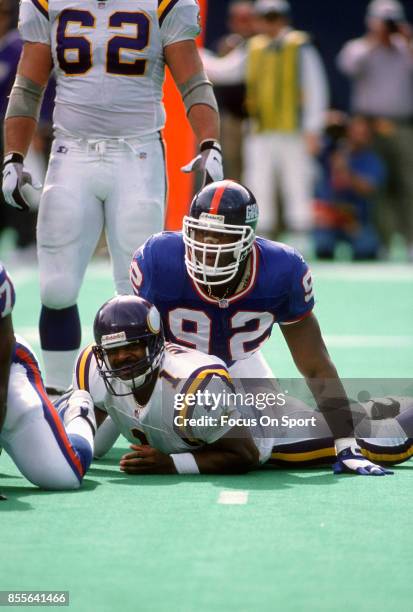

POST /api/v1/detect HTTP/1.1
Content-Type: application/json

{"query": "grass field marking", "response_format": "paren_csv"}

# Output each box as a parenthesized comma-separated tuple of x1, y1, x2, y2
(217, 490, 249, 505)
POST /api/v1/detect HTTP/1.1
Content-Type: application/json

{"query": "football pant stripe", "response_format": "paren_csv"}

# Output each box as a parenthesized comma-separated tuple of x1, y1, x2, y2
(15, 343, 85, 481)
(30, 0, 49, 20)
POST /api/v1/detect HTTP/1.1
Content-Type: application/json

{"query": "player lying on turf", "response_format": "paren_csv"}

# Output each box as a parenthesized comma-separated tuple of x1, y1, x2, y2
(57, 295, 413, 476)
(0, 261, 96, 490)
(129, 180, 410, 476)
(58, 295, 259, 475)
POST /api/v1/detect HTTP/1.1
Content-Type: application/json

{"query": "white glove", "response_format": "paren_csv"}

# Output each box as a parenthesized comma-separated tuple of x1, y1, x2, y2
(2, 153, 41, 211)
(181, 140, 223, 186)
(333, 438, 393, 476)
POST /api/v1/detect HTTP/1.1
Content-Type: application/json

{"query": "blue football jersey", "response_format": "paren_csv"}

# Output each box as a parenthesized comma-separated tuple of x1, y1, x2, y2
(0, 262, 16, 319)
(130, 232, 314, 365)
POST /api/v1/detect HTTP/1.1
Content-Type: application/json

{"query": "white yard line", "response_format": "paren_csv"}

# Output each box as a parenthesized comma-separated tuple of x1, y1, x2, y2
(217, 490, 249, 505)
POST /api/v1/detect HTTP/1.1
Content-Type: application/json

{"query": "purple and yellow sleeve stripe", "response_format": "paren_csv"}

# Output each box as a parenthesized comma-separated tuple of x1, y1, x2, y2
(175, 365, 234, 441)
(358, 438, 413, 465)
(75, 345, 94, 392)
(158, 0, 180, 27)
(30, 0, 49, 20)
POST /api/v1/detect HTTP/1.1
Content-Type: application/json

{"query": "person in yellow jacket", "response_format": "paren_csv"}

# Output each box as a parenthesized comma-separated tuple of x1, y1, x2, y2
(202, 0, 329, 239)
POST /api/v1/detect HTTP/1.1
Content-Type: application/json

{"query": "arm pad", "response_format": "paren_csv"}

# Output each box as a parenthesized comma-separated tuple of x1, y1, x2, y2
(178, 71, 219, 115)
(5, 74, 45, 121)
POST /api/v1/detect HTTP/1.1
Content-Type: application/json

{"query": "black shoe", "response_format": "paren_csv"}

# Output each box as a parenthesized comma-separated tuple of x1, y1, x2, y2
(370, 398, 400, 420)
(46, 387, 65, 403)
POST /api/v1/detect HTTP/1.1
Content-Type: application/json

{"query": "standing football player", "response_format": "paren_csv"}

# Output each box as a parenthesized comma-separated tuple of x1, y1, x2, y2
(0, 261, 96, 490)
(130, 179, 400, 476)
(63, 294, 413, 476)
(2, 0, 223, 397)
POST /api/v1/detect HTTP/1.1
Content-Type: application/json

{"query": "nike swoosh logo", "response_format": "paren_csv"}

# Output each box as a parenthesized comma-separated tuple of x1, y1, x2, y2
(3, 170, 11, 179)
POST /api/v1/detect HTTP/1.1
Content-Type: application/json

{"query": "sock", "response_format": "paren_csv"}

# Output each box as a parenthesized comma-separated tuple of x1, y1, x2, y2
(40, 305, 82, 390)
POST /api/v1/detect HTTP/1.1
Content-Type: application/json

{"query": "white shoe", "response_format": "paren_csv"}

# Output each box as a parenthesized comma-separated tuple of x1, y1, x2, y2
(61, 390, 96, 436)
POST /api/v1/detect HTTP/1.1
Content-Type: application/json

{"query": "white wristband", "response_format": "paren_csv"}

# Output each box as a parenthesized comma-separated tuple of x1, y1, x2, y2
(335, 437, 357, 454)
(170, 453, 200, 474)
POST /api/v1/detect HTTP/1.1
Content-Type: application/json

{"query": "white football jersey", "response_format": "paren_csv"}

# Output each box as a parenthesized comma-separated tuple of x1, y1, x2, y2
(19, 0, 201, 138)
(72, 342, 240, 454)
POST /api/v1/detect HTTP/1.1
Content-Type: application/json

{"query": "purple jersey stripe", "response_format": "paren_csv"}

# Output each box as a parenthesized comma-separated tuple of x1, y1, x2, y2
(30, 0, 49, 20)
(159, 0, 180, 27)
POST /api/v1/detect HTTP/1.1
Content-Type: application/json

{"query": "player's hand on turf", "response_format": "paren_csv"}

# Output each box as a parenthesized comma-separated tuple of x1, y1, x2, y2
(332, 441, 393, 476)
(2, 153, 41, 212)
(120, 444, 176, 475)
(181, 140, 223, 186)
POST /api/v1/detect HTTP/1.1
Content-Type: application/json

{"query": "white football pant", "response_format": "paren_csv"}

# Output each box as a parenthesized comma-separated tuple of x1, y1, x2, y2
(38, 133, 167, 307)
(0, 338, 92, 489)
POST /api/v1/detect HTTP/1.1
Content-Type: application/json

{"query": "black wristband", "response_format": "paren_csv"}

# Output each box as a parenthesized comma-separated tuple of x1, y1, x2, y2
(200, 140, 221, 153)
(3, 152, 24, 167)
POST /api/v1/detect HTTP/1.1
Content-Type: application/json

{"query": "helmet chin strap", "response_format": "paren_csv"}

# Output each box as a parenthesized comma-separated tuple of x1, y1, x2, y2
(123, 370, 151, 390)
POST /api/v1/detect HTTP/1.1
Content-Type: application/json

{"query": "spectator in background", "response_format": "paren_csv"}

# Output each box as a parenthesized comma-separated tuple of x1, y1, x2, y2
(202, 0, 329, 241)
(337, 0, 413, 261)
(314, 115, 385, 260)
(213, 1, 256, 182)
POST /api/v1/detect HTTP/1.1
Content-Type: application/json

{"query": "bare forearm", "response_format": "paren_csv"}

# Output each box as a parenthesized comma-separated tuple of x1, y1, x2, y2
(165, 40, 220, 144)
(121, 437, 259, 475)
(305, 364, 354, 441)
(0, 393, 7, 433)
(191, 445, 258, 474)
(187, 104, 220, 144)
(4, 117, 38, 157)
(4, 42, 52, 157)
